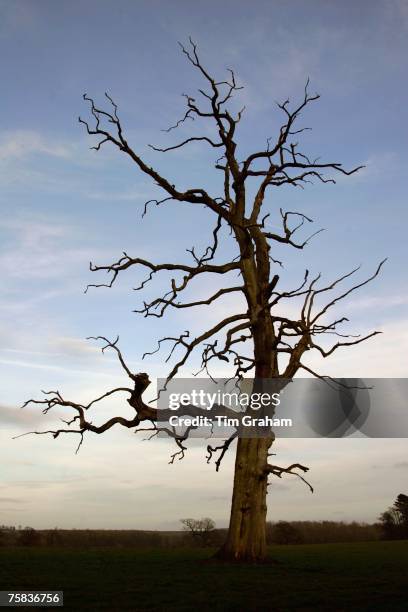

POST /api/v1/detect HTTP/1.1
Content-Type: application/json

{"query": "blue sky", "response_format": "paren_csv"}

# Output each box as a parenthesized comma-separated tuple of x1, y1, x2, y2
(0, 0, 407, 529)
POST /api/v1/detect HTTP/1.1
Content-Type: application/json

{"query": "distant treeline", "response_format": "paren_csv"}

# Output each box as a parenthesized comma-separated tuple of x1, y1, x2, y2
(0, 521, 384, 548)
(266, 521, 381, 545)
(0, 527, 187, 548)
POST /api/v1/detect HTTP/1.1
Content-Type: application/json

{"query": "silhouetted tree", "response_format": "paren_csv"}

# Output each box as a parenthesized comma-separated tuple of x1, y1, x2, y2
(181, 517, 216, 546)
(20, 39, 384, 562)
(18, 527, 40, 547)
(394, 494, 408, 526)
(380, 494, 408, 540)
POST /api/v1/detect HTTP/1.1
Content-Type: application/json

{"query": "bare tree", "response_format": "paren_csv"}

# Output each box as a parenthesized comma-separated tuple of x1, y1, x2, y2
(19, 39, 384, 562)
(180, 517, 216, 546)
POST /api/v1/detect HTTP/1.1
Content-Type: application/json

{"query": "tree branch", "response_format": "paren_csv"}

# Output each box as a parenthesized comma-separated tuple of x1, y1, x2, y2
(265, 463, 313, 493)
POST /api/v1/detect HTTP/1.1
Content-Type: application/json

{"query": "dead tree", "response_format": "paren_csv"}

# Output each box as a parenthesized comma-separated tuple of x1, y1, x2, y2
(20, 39, 384, 562)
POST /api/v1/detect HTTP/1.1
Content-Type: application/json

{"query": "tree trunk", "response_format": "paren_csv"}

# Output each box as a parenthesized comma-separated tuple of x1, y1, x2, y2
(216, 229, 276, 562)
(216, 296, 276, 562)
(216, 435, 273, 562)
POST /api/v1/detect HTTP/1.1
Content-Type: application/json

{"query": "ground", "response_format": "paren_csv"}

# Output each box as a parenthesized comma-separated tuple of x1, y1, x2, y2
(0, 541, 407, 611)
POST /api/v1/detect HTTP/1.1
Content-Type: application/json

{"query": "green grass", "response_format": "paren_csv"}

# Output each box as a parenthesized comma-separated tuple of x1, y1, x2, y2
(0, 541, 407, 611)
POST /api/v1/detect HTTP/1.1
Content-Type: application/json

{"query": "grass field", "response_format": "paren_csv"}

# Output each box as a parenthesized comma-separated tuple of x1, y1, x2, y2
(0, 541, 407, 611)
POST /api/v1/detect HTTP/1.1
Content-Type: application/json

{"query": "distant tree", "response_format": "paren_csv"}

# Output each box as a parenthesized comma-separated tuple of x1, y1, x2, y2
(181, 517, 216, 546)
(45, 528, 63, 547)
(394, 494, 408, 526)
(379, 494, 408, 540)
(0, 525, 16, 547)
(270, 521, 303, 545)
(18, 526, 40, 547)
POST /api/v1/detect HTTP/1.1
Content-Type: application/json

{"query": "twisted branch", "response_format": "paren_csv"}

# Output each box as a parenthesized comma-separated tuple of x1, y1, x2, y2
(265, 463, 313, 493)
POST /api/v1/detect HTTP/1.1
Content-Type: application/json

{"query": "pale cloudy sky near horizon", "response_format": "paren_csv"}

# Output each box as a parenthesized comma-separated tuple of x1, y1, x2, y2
(1, 0, 407, 530)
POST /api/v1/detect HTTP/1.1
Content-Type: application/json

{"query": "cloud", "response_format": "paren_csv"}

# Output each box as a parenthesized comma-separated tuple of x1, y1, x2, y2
(0, 131, 116, 199)
(0, 131, 70, 161)
(85, 187, 151, 201)
(385, 0, 408, 31)
(348, 293, 408, 312)
(0, 497, 26, 504)
(0, 403, 51, 428)
(48, 337, 100, 358)
(1, 477, 94, 490)
(349, 151, 404, 184)
(0, 2, 38, 38)
(306, 317, 408, 377)
(0, 357, 120, 378)
(0, 215, 108, 290)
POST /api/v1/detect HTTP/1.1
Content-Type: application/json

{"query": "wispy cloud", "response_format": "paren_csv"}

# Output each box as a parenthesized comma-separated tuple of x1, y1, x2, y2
(85, 187, 151, 201)
(0, 403, 51, 428)
(355, 151, 403, 183)
(303, 317, 408, 377)
(0, 497, 26, 504)
(0, 356, 130, 381)
(348, 293, 408, 312)
(0, 215, 101, 282)
(0, 130, 71, 161)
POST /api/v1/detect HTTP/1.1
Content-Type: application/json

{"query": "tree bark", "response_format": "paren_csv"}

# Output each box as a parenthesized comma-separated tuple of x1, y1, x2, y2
(216, 435, 273, 562)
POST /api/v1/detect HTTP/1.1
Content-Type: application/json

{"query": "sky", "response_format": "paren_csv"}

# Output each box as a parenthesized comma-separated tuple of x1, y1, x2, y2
(0, 0, 407, 530)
